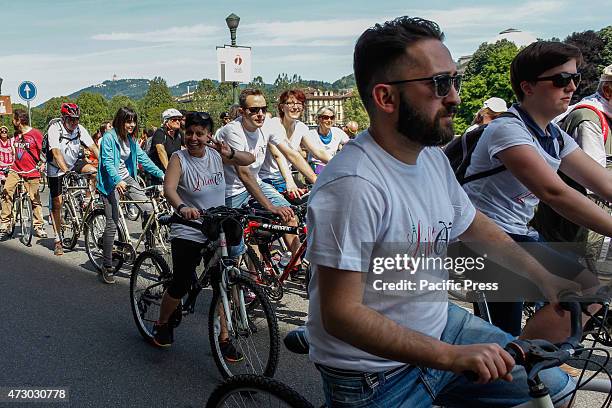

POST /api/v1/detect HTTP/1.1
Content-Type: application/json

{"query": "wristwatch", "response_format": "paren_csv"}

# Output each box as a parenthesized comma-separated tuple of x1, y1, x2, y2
(177, 203, 187, 213)
(228, 146, 235, 160)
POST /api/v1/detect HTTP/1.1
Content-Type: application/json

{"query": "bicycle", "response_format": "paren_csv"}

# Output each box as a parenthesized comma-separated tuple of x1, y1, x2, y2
(241, 202, 311, 301)
(206, 292, 612, 408)
(84, 184, 171, 273)
(129, 206, 280, 379)
(58, 171, 99, 250)
(0, 169, 36, 246)
(38, 167, 46, 193)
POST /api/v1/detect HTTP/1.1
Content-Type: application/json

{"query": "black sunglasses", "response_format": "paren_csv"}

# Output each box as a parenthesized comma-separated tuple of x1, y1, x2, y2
(534, 72, 581, 88)
(385, 74, 462, 98)
(246, 106, 268, 115)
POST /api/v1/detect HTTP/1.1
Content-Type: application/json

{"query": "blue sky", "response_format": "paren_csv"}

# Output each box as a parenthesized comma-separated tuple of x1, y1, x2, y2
(0, 0, 609, 103)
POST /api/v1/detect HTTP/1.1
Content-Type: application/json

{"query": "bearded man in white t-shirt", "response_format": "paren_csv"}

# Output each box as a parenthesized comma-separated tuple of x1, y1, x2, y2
(305, 16, 576, 408)
(218, 88, 317, 254)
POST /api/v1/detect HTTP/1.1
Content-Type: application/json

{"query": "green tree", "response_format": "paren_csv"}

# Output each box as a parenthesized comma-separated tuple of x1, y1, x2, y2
(139, 77, 175, 129)
(108, 95, 139, 125)
(564, 30, 605, 102)
(455, 40, 519, 134)
(343, 88, 369, 130)
(34, 96, 75, 130)
(75, 92, 110, 133)
(598, 26, 612, 70)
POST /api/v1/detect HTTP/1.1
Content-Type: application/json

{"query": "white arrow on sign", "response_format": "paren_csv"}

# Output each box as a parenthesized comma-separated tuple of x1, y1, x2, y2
(24, 84, 32, 99)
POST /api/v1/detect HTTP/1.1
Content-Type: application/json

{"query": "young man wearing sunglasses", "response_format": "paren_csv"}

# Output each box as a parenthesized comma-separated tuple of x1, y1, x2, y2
(304, 17, 580, 407)
(218, 88, 317, 253)
(532, 64, 612, 272)
(462, 42, 612, 342)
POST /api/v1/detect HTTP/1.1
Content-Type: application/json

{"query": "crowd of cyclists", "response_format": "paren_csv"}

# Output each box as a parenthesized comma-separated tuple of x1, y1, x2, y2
(2, 14, 612, 408)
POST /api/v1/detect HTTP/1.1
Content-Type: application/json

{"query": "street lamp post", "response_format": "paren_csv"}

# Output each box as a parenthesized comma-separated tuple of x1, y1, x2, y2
(225, 13, 240, 105)
(0, 77, 3, 95)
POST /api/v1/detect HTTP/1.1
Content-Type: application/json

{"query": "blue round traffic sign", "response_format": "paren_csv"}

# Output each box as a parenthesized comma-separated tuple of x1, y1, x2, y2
(18, 81, 37, 101)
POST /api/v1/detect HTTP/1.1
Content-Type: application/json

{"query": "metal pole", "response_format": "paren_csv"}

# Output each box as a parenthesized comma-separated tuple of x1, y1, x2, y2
(27, 101, 31, 126)
(0, 77, 3, 95)
(230, 26, 238, 104)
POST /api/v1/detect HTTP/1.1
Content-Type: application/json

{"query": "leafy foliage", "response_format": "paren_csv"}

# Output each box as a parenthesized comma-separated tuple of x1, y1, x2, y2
(343, 88, 369, 130)
(564, 30, 605, 102)
(455, 40, 519, 134)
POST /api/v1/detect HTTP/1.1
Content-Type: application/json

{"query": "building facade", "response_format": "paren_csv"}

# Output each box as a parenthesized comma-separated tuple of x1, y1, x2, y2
(303, 88, 353, 126)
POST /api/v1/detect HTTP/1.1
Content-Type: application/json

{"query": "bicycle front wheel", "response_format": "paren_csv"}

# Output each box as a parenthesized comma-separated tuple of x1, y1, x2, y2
(206, 374, 314, 408)
(209, 276, 280, 379)
(84, 208, 125, 273)
(130, 250, 172, 342)
(18, 196, 33, 246)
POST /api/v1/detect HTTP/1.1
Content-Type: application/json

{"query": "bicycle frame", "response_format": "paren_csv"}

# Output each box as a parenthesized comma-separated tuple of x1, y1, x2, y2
(117, 191, 169, 253)
(245, 219, 306, 284)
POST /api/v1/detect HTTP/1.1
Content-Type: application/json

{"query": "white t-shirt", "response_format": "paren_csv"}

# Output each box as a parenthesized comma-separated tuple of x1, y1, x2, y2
(306, 131, 476, 372)
(463, 106, 579, 236)
(259, 118, 309, 180)
(169, 149, 226, 243)
(47, 121, 95, 177)
(218, 117, 288, 197)
(304, 126, 349, 167)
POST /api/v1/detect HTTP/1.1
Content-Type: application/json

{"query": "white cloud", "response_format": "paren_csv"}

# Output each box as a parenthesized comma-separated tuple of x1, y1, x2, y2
(92, 24, 220, 43)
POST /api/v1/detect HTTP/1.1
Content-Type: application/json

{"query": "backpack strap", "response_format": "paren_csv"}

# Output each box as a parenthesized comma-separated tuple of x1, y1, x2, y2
(572, 104, 609, 143)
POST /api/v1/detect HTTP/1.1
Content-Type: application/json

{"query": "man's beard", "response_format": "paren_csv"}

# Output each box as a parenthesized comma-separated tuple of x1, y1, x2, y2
(396, 94, 456, 146)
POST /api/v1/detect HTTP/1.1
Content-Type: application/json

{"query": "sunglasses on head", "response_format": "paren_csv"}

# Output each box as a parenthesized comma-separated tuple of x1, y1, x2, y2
(534, 72, 581, 88)
(246, 106, 267, 115)
(319, 115, 335, 121)
(385, 73, 462, 98)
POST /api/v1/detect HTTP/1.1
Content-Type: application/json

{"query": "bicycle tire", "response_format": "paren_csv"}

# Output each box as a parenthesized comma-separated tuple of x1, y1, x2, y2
(60, 200, 79, 250)
(18, 196, 33, 247)
(243, 246, 284, 301)
(130, 250, 173, 343)
(208, 275, 280, 379)
(206, 374, 314, 408)
(84, 208, 126, 273)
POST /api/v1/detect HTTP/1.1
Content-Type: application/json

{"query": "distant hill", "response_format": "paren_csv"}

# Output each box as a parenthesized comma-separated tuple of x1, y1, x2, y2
(68, 79, 203, 100)
(61, 73, 355, 104)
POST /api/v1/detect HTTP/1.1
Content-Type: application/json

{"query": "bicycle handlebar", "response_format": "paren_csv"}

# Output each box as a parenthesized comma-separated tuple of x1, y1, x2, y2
(464, 289, 612, 383)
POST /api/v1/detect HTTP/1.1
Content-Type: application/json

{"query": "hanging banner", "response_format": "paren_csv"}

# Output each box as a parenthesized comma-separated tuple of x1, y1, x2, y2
(217, 45, 252, 83)
(0, 96, 12, 115)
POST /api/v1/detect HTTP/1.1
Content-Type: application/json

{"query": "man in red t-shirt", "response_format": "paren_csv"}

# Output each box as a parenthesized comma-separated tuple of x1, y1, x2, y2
(0, 109, 47, 237)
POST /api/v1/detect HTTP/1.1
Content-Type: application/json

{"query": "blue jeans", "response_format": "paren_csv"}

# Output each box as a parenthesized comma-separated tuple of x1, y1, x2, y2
(262, 173, 287, 193)
(225, 181, 291, 208)
(318, 303, 574, 407)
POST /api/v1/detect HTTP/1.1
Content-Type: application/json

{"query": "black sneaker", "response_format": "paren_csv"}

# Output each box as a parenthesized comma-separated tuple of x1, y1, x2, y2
(283, 325, 310, 354)
(152, 322, 173, 347)
(219, 339, 244, 362)
(99, 267, 115, 284)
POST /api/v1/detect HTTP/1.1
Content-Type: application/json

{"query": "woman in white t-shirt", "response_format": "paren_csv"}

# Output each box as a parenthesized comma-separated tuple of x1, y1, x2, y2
(305, 106, 350, 175)
(0, 126, 14, 185)
(260, 90, 331, 196)
(152, 112, 254, 358)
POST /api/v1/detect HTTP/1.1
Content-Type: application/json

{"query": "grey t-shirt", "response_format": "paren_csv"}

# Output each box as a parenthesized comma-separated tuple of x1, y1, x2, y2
(117, 138, 131, 180)
(463, 106, 579, 236)
(305, 131, 475, 371)
(168, 149, 226, 243)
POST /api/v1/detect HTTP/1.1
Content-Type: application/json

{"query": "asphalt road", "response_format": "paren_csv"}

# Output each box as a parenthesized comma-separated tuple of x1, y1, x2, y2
(0, 189, 610, 407)
(0, 190, 324, 408)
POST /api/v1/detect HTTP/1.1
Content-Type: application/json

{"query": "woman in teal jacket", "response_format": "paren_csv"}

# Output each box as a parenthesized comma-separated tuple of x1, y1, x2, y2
(97, 107, 164, 284)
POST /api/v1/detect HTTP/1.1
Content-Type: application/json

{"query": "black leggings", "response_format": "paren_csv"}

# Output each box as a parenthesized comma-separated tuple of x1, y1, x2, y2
(168, 238, 206, 299)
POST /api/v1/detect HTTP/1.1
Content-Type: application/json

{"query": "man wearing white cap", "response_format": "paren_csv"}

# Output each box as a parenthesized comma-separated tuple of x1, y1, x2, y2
(464, 97, 508, 133)
(148, 108, 183, 183)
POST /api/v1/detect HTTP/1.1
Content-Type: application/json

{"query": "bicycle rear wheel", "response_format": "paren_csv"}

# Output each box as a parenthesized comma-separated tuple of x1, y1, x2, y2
(18, 196, 33, 247)
(206, 374, 314, 408)
(84, 208, 125, 273)
(130, 250, 172, 342)
(61, 200, 79, 250)
(209, 275, 280, 379)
